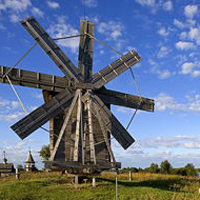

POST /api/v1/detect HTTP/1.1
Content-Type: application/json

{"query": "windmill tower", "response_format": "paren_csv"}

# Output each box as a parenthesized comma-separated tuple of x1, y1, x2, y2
(0, 17, 154, 175)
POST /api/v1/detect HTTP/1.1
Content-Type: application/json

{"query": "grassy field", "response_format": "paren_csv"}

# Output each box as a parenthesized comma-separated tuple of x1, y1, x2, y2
(0, 172, 200, 200)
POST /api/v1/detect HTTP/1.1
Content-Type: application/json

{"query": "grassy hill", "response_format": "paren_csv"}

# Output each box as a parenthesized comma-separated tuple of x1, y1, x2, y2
(0, 172, 200, 200)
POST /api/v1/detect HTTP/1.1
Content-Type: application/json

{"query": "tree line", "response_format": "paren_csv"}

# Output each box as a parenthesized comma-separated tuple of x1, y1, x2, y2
(120, 160, 198, 177)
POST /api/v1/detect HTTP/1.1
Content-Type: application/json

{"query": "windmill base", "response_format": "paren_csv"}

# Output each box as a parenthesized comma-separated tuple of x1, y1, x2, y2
(44, 161, 121, 175)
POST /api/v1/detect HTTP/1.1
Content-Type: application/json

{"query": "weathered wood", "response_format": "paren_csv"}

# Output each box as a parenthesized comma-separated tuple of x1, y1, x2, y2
(89, 94, 135, 149)
(11, 89, 73, 139)
(92, 50, 141, 88)
(44, 160, 121, 171)
(96, 88, 154, 112)
(78, 21, 94, 81)
(73, 90, 82, 161)
(0, 65, 66, 92)
(85, 90, 96, 164)
(21, 17, 82, 83)
(95, 109, 116, 163)
(49, 90, 79, 161)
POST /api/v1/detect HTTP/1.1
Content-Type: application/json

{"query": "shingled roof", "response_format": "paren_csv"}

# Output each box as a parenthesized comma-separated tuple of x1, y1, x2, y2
(25, 151, 35, 163)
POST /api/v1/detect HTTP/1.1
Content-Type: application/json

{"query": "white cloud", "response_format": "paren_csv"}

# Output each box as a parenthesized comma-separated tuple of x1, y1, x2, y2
(149, 59, 172, 79)
(97, 21, 124, 41)
(0, 112, 25, 122)
(163, 1, 173, 11)
(175, 41, 196, 50)
(181, 62, 195, 75)
(158, 27, 170, 37)
(137, 135, 200, 149)
(155, 93, 185, 112)
(179, 32, 187, 40)
(46, 1, 60, 9)
(155, 92, 200, 113)
(184, 5, 198, 19)
(0, 98, 20, 110)
(188, 27, 200, 45)
(181, 62, 200, 77)
(31, 7, 44, 18)
(82, 0, 98, 8)
(135, 0, 172, 12)
(0, 0, 31, 12)
(135, 0, 156, 7)
(9, 14, 21, 23)
(157, 46, 169, 58)
(173, 19, 185, 29)
(47, 16, 79, 53)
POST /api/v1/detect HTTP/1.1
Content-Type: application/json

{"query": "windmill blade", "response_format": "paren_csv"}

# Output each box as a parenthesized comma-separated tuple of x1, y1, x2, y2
(84, 93, 135, 149)
(21, 17, 82, 83)
(0, 65, 67, 93)
(96, 88, 154, 112)
(11, 89, 73, 140)
(92, 50, 141, 89)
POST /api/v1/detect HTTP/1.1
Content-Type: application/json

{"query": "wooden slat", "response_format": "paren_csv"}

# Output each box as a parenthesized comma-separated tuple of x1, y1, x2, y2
(83, 94, 135, 149)
(0, 65, 66, 92)
(11, 89, 73, 139)
(21, 17, 82, 83)
(78, 20, 94, 81)
(96, 88, 154, 112)
(92, 50, 141, 89)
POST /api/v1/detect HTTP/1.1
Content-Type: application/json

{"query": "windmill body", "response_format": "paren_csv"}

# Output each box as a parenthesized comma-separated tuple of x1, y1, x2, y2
(0, 17, 154, 175)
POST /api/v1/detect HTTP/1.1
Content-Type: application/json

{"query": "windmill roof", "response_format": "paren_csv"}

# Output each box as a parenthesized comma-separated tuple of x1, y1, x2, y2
(26, 151, 35, 163)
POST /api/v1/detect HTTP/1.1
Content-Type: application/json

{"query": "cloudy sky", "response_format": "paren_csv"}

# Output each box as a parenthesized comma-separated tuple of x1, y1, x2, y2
(0, 0, 200, 169)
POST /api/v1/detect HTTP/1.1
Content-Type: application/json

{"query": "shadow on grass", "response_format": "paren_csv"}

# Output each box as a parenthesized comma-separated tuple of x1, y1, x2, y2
(97, 177, 188, 192)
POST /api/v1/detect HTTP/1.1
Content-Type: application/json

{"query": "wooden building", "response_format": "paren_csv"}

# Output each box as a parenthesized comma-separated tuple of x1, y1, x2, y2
(25, 151, 37, 172)
(0, 152, 15, 177)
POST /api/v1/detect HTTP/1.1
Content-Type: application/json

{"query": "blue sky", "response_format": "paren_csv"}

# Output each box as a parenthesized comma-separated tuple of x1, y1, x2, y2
(1, 0, 200, 169)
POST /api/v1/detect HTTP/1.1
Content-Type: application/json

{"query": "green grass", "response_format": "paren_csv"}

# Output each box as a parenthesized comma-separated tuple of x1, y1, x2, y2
(0, 172, 200, 200)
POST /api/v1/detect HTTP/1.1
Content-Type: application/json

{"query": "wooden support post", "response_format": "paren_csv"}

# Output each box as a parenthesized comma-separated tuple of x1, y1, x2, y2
(73, 90, 82, 161)
(74, 176, 79, 189)
(86, 90, 96, 164)
(92, 177, 96, 187)
(116, 176, 118, 200)
(16, 167, 20, 181)
(128, 171, 132, 181)
(95, 110, 116, 163)
(49, 90, 79, 161)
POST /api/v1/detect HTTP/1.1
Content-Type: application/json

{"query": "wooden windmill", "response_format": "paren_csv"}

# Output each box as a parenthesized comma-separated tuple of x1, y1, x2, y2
(0, 17, 154, 174)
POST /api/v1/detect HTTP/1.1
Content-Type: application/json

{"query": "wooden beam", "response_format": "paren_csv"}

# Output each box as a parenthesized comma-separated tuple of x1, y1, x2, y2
(73, 90, 82, 161)
(86, 94, 135, 150)
(95, 109, 116, 163)
(78, 21, 94, 81)
(21, 17, 82, 83)
(85, 90, 96, 164)
(96, 88, 154, 112)
(11, 89, 73, 139)
(91, 50, 141, 89)
(0, 65, 66, 92)
(49, 90, 80, 161)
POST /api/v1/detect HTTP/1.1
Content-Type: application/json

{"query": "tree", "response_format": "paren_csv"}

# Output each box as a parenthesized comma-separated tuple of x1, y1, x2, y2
(184, 163, 197, 176)
(147, 163, 159, 173)
(160, 160, 172, 174)
(39, 145, 50, 160)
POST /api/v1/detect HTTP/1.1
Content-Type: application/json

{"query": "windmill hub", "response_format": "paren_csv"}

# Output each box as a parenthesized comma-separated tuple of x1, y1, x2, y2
(0, 17, 154, 174)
